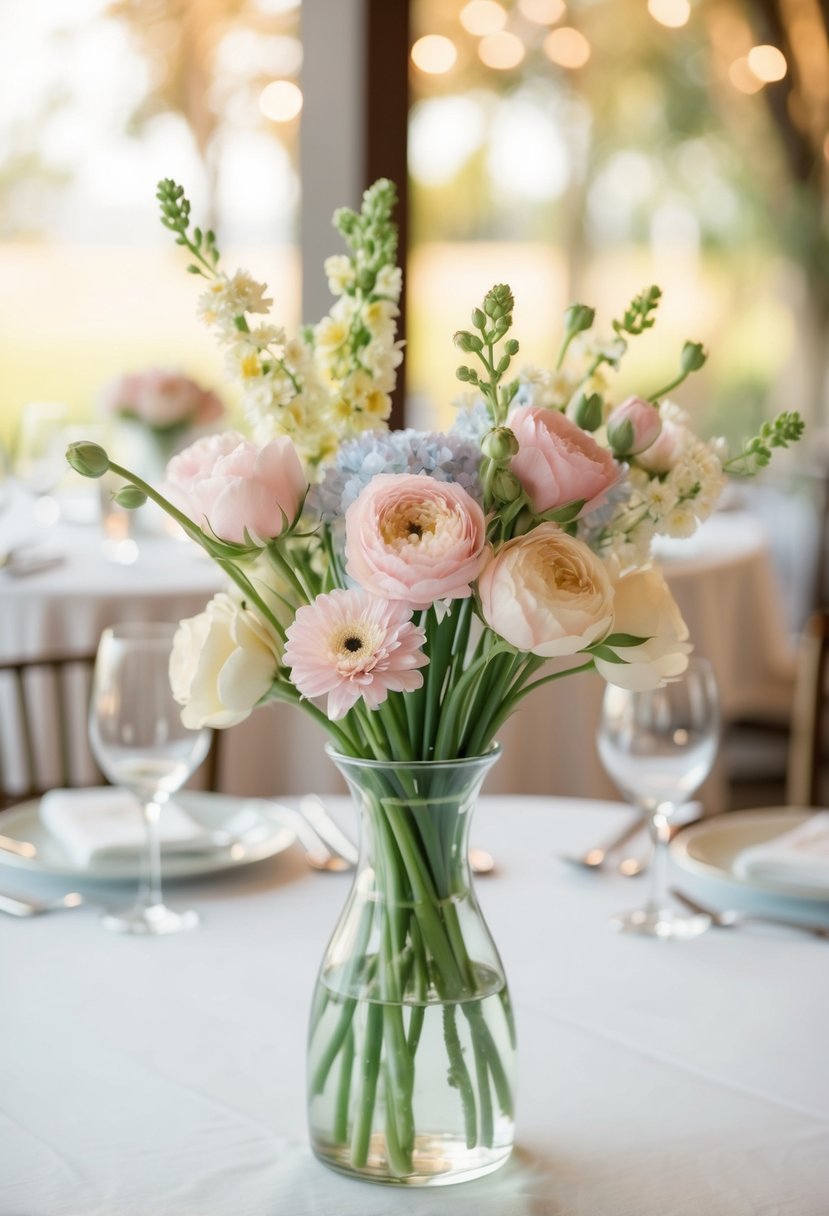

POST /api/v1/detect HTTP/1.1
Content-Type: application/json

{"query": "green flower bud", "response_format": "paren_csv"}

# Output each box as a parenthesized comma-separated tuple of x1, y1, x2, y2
(471, 307, 486, 330)
(481, 427, 519, 462)
(454, 330, 483, 353)
(574, 393, 603, 432)
(606, 417, 635, 456)
(504, 338, 519, 356)
(563, 303, 595, 337)
(681, 341, 707, 373)
(491, 468, 522, 504)
(113, 486, 148, 510)
(66, 441, 110, 479)
(483, 283, 515, 320)
(356, 268, 376, 293)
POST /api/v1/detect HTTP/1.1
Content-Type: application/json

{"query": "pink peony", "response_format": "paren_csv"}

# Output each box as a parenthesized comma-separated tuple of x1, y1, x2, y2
(283, 588, 429, 720)
(164, 431, 306, 545)
(509, 405, 619, 516)
(344, 473, 487, 610)
(606, 396, 662, 456)
(99, 369, 224, 429)
(478, 523, 615, 657)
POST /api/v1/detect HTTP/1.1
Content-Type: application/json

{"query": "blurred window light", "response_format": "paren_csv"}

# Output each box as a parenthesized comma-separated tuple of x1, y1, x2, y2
(460, 1, 507, 37)
(650, 202, 700, 256)
(543, 27, 591, 69)
(409, 96, 486, 185)
(217, 31, 303, 77)
(747, 44, 787, 83)
(411, 34, 458, 74)
(252, 0, 300, 10)
(728, 56, 764, 94)
(487, 96, 570, 199)
(647, 0, 691, 30)
(518, 0, 566, 25)
(478, 31, 526, 70)
(259, 79, 303, 122)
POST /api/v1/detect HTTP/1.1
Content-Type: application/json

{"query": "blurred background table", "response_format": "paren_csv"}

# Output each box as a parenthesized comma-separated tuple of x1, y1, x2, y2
(1, 794, 827, 1216)
(0, 497, 796, 806)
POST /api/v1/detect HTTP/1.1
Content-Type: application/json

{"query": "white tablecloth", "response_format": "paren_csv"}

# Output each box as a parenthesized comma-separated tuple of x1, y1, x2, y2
(0, 501, 796, 803)
(1, 795, 827, 1215)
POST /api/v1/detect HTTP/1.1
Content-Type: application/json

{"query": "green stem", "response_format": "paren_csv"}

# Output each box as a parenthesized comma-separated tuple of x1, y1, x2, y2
(443, 1005, 478, 1149)
(333, 1026, 355, 1144)
(350, 1002, 383, 1168)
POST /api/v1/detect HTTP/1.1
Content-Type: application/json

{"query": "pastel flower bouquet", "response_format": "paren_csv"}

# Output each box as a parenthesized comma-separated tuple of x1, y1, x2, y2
(68, 178, 803, 1186)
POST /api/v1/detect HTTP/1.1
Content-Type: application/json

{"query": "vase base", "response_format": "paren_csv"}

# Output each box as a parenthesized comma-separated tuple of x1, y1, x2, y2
(312, 1135, 513, 1187)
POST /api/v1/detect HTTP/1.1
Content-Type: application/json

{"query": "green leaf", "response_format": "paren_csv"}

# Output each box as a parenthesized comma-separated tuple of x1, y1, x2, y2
(588, 645, 629, 664)
(540, 499, 585, 525)
(601, 632, 649, 647)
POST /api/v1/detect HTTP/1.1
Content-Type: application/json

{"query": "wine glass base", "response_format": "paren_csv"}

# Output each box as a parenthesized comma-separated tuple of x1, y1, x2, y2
(610, 905, 711, 940)
(101, 904, 200, 936)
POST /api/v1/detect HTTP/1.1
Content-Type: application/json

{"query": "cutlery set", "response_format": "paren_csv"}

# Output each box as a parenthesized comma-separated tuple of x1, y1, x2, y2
(2, 803, 827, 937)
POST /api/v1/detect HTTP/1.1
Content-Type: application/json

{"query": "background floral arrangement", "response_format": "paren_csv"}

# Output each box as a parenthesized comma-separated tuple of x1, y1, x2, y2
(98, 368, 225, 436)
(67, 178, 804, 1182)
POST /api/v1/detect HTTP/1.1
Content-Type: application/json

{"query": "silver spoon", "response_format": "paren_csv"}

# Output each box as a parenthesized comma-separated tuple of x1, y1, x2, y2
(0, 891, 85, 917)
(559, 815, 647, 871)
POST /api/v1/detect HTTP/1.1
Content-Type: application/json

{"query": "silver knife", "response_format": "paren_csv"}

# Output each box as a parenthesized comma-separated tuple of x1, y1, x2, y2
(0, 834, 37, 859)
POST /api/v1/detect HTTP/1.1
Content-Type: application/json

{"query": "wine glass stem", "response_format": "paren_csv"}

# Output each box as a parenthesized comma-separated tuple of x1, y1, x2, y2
(139, 799, 164, 911)
(645, 805, 673, 915)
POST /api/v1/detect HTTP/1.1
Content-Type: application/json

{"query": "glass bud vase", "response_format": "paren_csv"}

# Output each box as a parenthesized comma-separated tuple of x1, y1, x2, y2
(307, 745, 515, 1187)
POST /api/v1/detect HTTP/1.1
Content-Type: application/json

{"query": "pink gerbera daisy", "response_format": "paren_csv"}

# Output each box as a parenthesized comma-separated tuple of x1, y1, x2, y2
(283, 589, 428, 721)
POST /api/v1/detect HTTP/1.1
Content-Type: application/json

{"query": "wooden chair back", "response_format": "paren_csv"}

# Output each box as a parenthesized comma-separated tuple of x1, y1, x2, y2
(0, 652, 220, 809)
(787, 611, 829, 808)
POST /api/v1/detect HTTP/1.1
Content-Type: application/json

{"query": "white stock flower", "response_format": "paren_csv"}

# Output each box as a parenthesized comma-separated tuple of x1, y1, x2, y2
(169, 593, 281, 729)
(375, 265, 402, 300)
(594, 566, 692, 691)
(324, 254, 355, 296)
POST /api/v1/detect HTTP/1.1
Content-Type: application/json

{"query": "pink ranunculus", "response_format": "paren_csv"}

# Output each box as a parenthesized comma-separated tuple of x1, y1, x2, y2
(164, 431, 306, 545)
(478, 523, 615, 657)
(283, 588, 429, 721)
(606, 396, 662, 456)
(344, 473, 487, 610)
(99, 369, 224, 429)
(509, 404, 620, 517)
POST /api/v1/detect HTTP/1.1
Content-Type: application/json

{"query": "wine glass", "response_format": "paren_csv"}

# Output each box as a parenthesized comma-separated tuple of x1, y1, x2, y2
(597, 657, 720, 940)
(88, 622, 211, 935)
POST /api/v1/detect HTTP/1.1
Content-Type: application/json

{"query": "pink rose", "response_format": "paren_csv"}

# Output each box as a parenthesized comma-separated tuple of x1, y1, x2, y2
(344, 473, 487, 609)
(99, 369, 224, 429)
(479, 523, 615, 656)
(635, 419, 686, 474)
(509, 405, 619, 516)
(606, 396, 662, 456)
(165, 431, 306, 545)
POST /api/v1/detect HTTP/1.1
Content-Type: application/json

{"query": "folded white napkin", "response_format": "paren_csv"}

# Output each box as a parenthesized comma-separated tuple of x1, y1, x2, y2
(732, 811, 829, 891)
(39, 787, 218, 867)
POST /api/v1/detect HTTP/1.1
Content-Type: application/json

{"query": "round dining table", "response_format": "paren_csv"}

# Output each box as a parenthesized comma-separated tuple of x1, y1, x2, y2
(1, 794, 827, 1215)
(0, 493, 796, 804)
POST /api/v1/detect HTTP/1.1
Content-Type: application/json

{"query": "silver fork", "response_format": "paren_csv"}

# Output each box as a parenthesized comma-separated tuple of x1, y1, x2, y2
(0, 891, 85, 918)
(671, 889, 829, 941)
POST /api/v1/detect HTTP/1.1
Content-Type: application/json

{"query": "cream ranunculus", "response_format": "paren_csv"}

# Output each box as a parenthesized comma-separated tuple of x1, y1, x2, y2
(478, 523, 615, 657)
(169, 593, 281, 728)
(594, 566, 692, 691)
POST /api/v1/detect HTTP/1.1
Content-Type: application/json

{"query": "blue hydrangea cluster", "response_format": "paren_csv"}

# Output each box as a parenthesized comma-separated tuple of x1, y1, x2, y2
(312, 428, 484, 520)
(449, 399, 491, 446)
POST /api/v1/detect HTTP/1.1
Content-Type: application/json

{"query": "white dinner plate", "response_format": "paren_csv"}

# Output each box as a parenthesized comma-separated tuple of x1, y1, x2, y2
(0, 792, 296, 882)
(670, 807, 829, 902)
